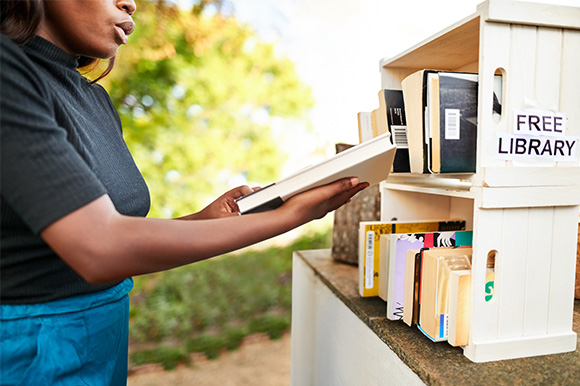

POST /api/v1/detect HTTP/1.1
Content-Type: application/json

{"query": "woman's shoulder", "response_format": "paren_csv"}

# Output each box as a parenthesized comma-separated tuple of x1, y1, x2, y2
(1, 34, 44, 83)
(1, 34, 51, 104)
(1, 33, 29, 61)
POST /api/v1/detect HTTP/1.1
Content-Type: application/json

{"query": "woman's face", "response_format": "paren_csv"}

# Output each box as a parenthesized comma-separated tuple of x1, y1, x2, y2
(38, 0, 137, 58)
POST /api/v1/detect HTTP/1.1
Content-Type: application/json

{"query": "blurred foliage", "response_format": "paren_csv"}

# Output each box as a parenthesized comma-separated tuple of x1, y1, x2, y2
(129, 229, 331, 343)
(128, 229, 332, 370)
(130, 345, 189, 371)
(98, 0, 314, 218)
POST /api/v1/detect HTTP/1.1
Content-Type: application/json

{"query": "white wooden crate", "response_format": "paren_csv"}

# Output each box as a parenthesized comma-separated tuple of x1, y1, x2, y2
(379, 0, 580, 362)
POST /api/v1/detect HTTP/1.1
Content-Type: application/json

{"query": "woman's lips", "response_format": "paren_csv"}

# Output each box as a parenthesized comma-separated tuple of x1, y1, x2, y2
(115, 21, 135, 44)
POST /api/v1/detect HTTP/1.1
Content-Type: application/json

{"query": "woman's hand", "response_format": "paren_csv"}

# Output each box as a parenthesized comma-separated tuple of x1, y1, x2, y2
(279, 177, 369, 223)
(178, 185, 256, 220)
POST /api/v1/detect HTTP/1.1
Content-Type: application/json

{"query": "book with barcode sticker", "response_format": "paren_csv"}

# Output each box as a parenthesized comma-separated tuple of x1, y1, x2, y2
(431, 72, 479, 173)
(378, 89, 411, 173)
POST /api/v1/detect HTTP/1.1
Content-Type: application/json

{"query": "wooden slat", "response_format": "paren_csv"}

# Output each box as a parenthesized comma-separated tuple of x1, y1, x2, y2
(560, 30, 580, 141)
(481, 0, 580, 30)
(469, 207, 502, 344)
(478, 185, 580, 208)
(477, 20, 511, 170)
(482, 166, 580, 188)
(497, 208, 529, 339)
(380, 15, 480, 71)
(523, 207, 553, 336)
(547, 206, 579, 334)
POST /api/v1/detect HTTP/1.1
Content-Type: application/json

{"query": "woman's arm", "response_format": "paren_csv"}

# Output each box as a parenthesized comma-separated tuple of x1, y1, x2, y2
(41, 177, 368, 284)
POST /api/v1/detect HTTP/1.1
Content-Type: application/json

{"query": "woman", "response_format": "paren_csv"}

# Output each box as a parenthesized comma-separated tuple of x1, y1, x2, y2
(0, 0, 368, 384)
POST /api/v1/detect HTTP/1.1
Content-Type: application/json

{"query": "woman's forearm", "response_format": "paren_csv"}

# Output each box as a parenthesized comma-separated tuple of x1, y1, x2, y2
(41, 177, 366, 284)
(42, 194, 300, 283)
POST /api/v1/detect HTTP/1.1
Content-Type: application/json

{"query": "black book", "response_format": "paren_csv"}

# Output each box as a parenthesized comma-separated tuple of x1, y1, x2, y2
(378, 89, 411, 173)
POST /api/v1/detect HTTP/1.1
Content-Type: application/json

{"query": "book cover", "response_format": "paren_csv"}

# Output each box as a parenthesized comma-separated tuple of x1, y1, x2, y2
(428, 72, 503, 173)
(419, 247, 473, 342)
(412, 249, 425, 326)
(448, 270, 471, 347)
(403, 248, 419, 326)
(427, 73, 441, 174)
(378, 89, 411, 173)
(435, 72, 479, 173)
(236, 133, 396, 214)
(401, 69, 437, 174)
(378, 234, 391, 301)
(386, 230, 472, 321)
(357, 111, 374, 143)
(358, 219, 467, 297)
(448, 269, 495, 347)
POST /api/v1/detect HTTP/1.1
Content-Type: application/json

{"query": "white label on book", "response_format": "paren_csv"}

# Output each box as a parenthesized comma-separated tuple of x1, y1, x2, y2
(445, 109, 461, 140)
(365, 231, 375, 289)
(496, 133, 579, 162)
(391, 125, 409, 149)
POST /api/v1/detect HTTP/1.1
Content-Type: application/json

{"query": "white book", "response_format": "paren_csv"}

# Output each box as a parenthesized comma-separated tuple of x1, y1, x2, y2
(236, 133, 396, 214)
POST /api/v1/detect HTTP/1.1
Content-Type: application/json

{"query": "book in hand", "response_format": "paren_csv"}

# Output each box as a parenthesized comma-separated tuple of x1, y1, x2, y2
(235, 133, 396, 215)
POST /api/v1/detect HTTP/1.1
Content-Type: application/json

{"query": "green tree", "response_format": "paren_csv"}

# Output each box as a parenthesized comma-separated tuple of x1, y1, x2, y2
(100, 0, 314, 218)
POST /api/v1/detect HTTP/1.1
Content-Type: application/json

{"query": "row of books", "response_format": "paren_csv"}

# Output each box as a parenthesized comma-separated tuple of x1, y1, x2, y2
(358, 70, 502, 174)
(357, 219, 495, 347)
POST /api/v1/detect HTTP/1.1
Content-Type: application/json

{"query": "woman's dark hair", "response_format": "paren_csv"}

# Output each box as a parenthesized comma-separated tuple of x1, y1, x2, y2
(1, 0, 115, 82)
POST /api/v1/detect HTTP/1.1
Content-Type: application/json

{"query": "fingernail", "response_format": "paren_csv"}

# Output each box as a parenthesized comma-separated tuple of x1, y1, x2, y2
(350, 177, 359, 186)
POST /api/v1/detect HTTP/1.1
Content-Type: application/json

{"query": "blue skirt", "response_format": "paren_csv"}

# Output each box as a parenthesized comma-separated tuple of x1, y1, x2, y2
(0, 279, 133, 386)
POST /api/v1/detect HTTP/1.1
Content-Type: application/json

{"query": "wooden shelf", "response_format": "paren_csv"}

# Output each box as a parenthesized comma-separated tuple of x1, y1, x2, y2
(377, 0, 580, 362)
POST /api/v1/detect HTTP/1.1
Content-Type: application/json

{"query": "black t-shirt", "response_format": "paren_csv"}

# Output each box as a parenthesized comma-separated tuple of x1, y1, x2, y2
(0, 35, 151, 304)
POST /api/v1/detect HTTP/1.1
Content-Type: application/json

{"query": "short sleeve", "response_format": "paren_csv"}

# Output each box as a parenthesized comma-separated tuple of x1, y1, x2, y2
(1, 36, 107, 234)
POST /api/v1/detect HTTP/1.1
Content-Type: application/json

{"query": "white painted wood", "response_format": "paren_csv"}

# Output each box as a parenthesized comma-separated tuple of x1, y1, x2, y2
(547, 206, 580, 334)
(290, 253, 317, 386)
(534, 27, 562, 114)
(290, 252, 426, 386)
(477, 185, 580, 208)
(506, 24, 537, 170)
(477, 19, 510, 170)
(523, 207, 554, 336)
(379, 0, 580, 362)
(464, 331, 577, 363)
(379, 14, 480, 72)
(560, 30, 580, 145)
(379, 186, 452, 222)
(482, 166, 580, 187)
(480, 0, 580, 30)
(468, 208, 502, 344)
(497, 208, 529, 339)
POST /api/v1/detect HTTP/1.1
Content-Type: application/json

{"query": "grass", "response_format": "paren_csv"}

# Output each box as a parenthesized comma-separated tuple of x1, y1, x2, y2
(128, 227, 331, 370)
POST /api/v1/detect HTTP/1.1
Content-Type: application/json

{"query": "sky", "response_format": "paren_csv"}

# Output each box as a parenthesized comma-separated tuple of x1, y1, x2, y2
(226, 0, 485, 172)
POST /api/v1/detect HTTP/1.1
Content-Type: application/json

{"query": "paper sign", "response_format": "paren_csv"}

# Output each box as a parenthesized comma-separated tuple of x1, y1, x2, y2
(513, 110, 566, 137)
(496, 133, 578, 162)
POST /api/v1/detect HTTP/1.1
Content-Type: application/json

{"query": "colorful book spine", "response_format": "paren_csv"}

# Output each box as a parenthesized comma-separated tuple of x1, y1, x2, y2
(386, 230, 473, 320)
(358, 220, 466, 297)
